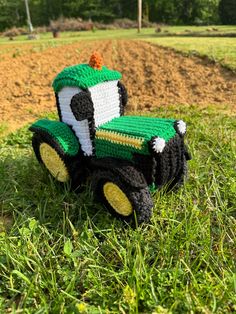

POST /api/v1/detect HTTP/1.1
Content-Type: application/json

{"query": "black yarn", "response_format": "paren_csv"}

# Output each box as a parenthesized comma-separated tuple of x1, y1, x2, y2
(55, 93, 62, 122)
(169, 156, 188, 190)
(70, 91, 94, 121)
(184, 145, 192, 160)
(69, 90, 97, 156)
(88, 117, 96, 156)
(132, 154, 155, 186)
(91, 169, 153, 224)
(118, 81, 128, 115)
(90, 157, 147, 189)
(147, 134, 189, 189)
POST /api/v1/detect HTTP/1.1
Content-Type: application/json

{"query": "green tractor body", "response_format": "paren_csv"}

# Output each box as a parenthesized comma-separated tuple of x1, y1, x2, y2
(95, 115, 177, 159)
(30, 54, 191, 223)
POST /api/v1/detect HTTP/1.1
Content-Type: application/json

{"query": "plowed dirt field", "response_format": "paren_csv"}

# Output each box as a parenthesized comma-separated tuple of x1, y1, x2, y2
(1, 39, 236, 132)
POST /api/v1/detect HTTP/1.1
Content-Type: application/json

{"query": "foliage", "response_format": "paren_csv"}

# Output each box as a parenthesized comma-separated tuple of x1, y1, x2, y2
(146, 0, 220, 24)
(219, 0, 236, 25)
(0, 105, 235, 313)
(0, 0, 25, 31)
(49, 18, 93, 32)
(0, 0, 225, 32)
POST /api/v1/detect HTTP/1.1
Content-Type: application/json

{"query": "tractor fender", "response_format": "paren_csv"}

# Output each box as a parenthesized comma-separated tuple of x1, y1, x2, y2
(90, 157, 147, 189)
(29, 119, 80, 157)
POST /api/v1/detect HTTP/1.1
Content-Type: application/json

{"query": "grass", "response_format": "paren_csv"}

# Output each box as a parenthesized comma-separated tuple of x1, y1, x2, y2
(0, 123, 9, 137)
(159, 25, 236, 33)
(144, 37, 236, 70)
(0, 28, 154, 44)
(0, 105, 235, 313)
(0, 25, 236, 44)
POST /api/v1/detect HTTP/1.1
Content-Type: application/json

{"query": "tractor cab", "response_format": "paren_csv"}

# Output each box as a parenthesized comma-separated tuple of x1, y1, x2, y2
(53, 53, 127, 156)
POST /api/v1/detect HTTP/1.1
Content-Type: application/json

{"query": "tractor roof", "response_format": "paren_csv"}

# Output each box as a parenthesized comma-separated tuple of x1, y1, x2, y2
(52, 53, 122, 93)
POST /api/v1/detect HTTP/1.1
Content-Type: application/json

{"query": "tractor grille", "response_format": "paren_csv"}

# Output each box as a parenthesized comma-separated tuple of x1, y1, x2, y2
(154, 134, 185, 188)
(133, 134, 186, 189)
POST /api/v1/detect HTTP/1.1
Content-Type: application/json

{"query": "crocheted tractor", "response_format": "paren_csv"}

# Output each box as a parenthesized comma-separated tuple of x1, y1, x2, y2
(30, 53, 191, 224)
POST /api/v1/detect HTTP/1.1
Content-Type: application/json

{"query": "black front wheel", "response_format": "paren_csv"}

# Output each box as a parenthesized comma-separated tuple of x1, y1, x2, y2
(91, 169, 153, 224)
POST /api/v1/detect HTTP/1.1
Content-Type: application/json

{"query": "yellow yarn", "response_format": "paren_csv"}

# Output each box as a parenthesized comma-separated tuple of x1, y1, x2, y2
(39, 143, 69, 182)
(103, 182, 133, 216)
(96, 130, 144, 150)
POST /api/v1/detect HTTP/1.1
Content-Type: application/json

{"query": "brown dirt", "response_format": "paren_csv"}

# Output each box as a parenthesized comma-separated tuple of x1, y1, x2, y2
(0, 39, 236, 133)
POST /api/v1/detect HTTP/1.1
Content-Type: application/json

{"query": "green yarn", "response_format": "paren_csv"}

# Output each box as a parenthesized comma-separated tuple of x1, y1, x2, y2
(52, 64, 122, 92)
(95, 116, 177, 160)
(98, 116, 176, 141)
(149, 183, 157, 193)
(30, 119, 80, 156)
(95, 139, 148, 160)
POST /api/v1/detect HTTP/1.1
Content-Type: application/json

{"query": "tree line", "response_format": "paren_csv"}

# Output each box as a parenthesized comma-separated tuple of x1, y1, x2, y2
(0, 0, 235, 32)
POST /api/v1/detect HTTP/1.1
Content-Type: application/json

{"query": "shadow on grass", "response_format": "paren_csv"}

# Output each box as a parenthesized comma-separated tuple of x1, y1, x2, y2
(0, 152, 126, 235)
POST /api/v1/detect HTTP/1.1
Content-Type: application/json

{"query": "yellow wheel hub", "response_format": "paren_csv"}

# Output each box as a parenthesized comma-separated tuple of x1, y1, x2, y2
(39, 143, 69, 182)
(103, 182, 133, 216)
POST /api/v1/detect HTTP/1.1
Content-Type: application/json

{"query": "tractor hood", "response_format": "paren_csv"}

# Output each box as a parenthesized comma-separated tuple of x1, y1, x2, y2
(95, 116, 185, 160)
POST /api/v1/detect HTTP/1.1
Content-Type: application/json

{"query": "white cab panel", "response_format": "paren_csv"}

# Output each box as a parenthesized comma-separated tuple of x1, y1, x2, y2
(58, 87, 93, 156)
(88, 80, 120, 127)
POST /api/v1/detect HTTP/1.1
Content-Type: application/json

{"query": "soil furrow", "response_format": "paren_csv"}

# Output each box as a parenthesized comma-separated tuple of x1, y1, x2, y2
(0, 39, 235, 132)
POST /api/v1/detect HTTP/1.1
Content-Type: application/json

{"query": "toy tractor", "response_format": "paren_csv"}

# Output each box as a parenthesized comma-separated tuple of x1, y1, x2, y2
(30, 53, 191, 224)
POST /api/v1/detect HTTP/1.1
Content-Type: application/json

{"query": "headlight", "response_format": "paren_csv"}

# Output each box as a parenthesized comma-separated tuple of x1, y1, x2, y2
(151, 137, 166, 153)
(175, 120, 186, 135)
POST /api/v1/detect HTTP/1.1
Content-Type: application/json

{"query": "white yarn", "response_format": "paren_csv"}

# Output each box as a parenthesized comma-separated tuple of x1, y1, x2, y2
(89, 80, 120, 127)
(152, 137, 166, 153)
(58, 87, 93, 156)
(58, 81, 121, 156)
(177, 120, 186, 135)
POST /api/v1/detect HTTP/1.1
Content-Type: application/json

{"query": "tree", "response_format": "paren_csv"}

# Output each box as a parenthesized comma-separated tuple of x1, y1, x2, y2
(196, 0, 219, 24)
(0, 0, 226, 32)
(219, 0, 236, 24)
(150, 0, 178, 24)
(138, 0, 142, 32)
(24, 0, 33, 32)
(0, 0, 24, 31)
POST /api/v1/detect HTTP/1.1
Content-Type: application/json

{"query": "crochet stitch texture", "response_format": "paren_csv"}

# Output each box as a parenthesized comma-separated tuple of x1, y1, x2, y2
(89, 52, 103, 70)
(30, 52, 191, 224)
(53, 64, 122, 92)
(95, 116, 177, 160)
(30, 119, 80, 156)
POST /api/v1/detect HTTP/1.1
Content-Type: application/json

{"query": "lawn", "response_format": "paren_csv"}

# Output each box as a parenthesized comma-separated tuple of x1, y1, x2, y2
(145, 37, 236, 70)
(0, 25, 236, 44)
(0, 105, 235, 313)
(0, 28, 154, 44)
